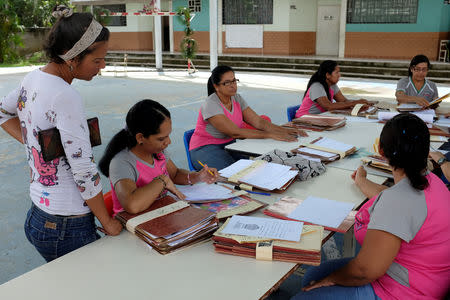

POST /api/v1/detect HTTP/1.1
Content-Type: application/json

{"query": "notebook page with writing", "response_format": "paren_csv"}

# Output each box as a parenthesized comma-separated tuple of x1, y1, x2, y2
(287, 196, 354, 229)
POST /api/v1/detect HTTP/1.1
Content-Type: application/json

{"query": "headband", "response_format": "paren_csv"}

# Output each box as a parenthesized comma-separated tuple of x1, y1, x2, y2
(59, 18, 103, 61)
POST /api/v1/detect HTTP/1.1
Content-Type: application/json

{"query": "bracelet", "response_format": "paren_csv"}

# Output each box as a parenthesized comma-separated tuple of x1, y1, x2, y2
(187, 172, 193, 185)
(154, 176, 166, 189)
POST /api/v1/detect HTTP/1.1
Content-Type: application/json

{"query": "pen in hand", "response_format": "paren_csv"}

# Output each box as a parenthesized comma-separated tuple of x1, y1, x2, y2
(197, 160, 215, 176)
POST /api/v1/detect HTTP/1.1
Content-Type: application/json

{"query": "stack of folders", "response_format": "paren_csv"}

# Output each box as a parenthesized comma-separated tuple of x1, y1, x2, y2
(293, 137, 357, 162)
(286, 114, 346, 131)
(361, 155, 392, 175)
(116, 196, 218, 254)
(213, 218, 323, 265)
(330, 103, 378, 117)
(264, 196, 356, 233)
(219, 159, 298, 192)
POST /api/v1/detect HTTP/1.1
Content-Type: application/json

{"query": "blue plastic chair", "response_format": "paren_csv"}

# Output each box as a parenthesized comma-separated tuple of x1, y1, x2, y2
(183, 129, 196, 171)
(286, 104, 300, 122)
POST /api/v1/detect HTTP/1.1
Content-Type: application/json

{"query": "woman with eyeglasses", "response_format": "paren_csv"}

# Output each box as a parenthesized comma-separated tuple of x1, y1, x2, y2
(396, 54, 439, 108)
(295, 60, 370, 118)
(291, 113, 450, 300)
(189, 65, 306, 171)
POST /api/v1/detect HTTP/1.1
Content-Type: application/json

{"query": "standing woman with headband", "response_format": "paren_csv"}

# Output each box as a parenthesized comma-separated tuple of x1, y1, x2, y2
(0, 6, 122, 262)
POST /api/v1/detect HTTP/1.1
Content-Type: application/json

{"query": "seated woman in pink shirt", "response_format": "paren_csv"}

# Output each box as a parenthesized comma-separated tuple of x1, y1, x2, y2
(292, 113, 450, 300)
(99, 100, 218, 215)
(190, 65, 306, 171)
(295, 60, 370, 118)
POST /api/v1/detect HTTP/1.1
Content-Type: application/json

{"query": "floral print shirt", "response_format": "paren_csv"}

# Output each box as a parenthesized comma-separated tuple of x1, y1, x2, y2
(0, 69, 102, 215)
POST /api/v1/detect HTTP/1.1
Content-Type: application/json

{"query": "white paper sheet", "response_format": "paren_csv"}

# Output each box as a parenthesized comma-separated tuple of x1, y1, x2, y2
(287, 196, 354, 229)
(397, 103, 421, 110)
(219, 159, 255, 177)
(313, 137, 354, 152)
(175, 183, 234, 201)
(240, 163, 296, 190)
(299, 147, 338, 159)
(378, 111, 433, 124)
(221, 215, 303, 242)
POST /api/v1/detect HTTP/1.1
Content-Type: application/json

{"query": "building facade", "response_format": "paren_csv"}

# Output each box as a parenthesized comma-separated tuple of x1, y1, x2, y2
(72, 0, 450, 60)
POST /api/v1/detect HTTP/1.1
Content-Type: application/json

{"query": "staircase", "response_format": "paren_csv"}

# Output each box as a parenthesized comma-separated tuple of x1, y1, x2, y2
(106, 52, 450, 84)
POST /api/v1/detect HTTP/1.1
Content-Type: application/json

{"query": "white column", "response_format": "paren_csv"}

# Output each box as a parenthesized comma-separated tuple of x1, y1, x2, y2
(338, 0, 347, 58)
(154, 0, 163, 70)
(209, 0, 218, 70)
(169, 0, 174, 53)
(217, 0, 223, 54)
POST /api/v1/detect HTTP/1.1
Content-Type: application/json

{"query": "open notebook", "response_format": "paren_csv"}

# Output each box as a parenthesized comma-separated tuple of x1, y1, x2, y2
(293, 137, 357, 162)
(219, 159, 298, 191)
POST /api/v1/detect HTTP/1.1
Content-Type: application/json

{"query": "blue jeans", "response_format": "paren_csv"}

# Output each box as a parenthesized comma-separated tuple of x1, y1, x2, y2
(24, 203, 100, 262)
(190, 141, 248, 171)
(290, 258, 381, 300)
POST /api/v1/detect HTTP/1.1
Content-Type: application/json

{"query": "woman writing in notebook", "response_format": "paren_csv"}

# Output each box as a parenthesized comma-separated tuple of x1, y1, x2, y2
(295, 60, 371, 118)
(0, 6, 122, 262)
(395, 54, 439, 108)
(291, 113, 450, 300)
(189, 65, 306, 171)
(99, 100, 218, 215)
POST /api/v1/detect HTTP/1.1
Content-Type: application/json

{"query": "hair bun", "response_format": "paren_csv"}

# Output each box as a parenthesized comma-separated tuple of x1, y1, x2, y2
(52, 5, 74, 18)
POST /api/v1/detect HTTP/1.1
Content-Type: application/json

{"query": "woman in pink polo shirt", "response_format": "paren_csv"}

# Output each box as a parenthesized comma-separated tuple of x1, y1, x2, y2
(99, 100, 218, 215)
(190, 65, 306, 170)
(295, 60, 370, 118)
(291, 113, 450, 300)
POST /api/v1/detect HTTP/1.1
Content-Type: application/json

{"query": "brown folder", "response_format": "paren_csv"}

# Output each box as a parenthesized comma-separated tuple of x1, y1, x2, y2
(116, 196, 218, 254)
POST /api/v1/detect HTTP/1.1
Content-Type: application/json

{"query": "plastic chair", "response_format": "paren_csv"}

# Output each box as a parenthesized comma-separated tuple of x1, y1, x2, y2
(103, 190, 114, 217)
(183, 129, 196, 171)
(286, 105, 300, 122)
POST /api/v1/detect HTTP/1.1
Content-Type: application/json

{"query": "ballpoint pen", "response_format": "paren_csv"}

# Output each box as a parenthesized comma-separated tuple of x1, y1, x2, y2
(233, 185, 271, 196)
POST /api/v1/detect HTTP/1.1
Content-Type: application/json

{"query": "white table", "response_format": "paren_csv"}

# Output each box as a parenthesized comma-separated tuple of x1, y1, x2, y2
(0, 169, 386, 300)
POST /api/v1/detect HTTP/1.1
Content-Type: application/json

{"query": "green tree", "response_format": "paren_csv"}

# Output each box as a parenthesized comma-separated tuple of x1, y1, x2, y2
(0, 0, 24, 63)
(10, 0, 71, 28)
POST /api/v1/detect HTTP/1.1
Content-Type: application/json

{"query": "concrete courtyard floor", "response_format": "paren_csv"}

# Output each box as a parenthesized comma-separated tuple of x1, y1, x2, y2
(1, 65, 449, 298)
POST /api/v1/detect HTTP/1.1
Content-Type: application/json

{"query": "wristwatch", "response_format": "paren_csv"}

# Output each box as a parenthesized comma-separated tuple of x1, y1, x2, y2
(437, 157, 447, 166)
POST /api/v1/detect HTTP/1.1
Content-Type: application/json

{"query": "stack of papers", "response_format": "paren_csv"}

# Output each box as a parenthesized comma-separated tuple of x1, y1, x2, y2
(285, 114, 346, 131)
(378, 111, 434, 124)
(361, 155, 392, 174)
(295, 137, 357, 162)
(219, 159, 298, 191)
(213, 217, 323, 265)
(264, 196, 356, 233)
(116, 196, 218, 254)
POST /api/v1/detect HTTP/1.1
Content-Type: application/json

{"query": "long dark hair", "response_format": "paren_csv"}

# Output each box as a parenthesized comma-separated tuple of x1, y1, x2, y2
(408, 54, 430, 77)
(99, 99, 171, 177)
(303, 60, 338, 100)
(43, 6, 110, 64)
(207, 65, 234, 96)
(380, 113, 429, 190)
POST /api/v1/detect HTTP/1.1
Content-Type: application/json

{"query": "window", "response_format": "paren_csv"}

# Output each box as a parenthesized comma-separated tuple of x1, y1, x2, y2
(100, 4, 127, 27)
(223, 0, 273, 25)
(188, 0, 201, 13)
(347, 0, 418, 24)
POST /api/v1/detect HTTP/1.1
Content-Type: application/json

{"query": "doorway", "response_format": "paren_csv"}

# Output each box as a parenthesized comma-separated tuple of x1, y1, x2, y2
(316, 5, 340, 56)
(162, 16, 170, 52)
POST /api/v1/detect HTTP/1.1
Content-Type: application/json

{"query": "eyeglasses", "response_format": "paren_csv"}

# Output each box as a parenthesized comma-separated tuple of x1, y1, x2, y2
(219, 78, 239, 86)
(413, 67, 428, 73)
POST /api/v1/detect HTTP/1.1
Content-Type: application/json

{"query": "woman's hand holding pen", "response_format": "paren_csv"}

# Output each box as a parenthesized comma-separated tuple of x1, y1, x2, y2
(197, 164, 219, 184)
(161, 174, 186, 200)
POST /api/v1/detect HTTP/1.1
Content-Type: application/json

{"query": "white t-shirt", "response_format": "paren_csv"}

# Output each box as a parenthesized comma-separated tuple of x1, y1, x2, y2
(0, 69, 102, 215)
